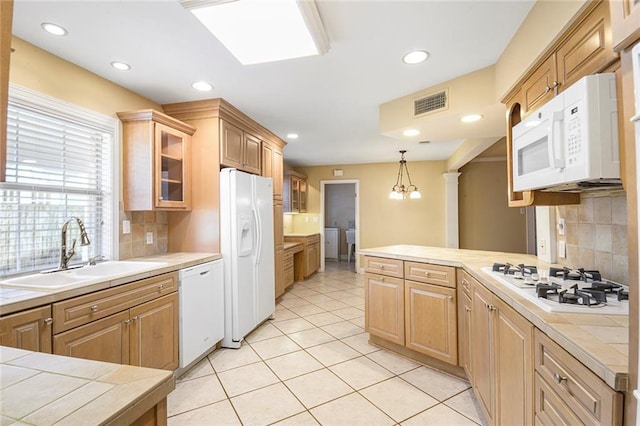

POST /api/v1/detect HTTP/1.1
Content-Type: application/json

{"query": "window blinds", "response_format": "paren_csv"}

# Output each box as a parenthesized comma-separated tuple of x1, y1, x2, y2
(0, 86, 115, 276)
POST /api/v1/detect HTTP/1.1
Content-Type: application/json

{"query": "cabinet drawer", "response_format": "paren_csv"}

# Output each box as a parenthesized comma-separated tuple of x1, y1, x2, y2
(405, 262, 455, 288)
(458, 270, 474, 297)
(284, 256, 294, 269)
(534, 329, 623, 425)
(534, 372, 583, 425)
(306, 234, 320, 245)
(53, 272, 178, 334)
(364, 256, 404, 278)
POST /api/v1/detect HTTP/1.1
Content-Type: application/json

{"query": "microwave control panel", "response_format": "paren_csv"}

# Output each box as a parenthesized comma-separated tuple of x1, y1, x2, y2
(566, 103, 582, 166)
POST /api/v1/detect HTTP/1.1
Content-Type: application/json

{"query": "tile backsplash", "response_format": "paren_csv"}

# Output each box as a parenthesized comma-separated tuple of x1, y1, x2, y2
(119, 207, 168, 259)
(555, 191, 627, 284)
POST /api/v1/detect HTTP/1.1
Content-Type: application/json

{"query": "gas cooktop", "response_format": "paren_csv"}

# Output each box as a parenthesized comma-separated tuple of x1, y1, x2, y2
(481, 263, 628, 315)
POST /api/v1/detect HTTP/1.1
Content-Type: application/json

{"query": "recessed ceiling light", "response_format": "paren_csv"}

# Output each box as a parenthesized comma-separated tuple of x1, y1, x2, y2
(287, 133, 299, 139)
(41, 22, 68, 36)
(191, 81, 214, 92)
(181, 0, 329, 65)
(110, 61, 131, 71)
(402, 50, 429, 65)
(461, 114, 483, 123)
(403, 129, 420, 137)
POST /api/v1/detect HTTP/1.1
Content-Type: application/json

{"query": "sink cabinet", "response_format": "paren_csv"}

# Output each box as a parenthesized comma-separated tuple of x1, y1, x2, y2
(117, 110, 196, 211)
(0, 305, 52, 353)
(52, 272, 179, 370)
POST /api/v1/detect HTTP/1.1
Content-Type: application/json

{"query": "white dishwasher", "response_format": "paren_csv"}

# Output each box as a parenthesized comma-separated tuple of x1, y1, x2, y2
(178, 260, 224, 371)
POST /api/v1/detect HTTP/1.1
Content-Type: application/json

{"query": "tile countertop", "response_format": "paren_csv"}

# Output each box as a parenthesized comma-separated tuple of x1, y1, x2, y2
(358, 245, 629, 392)
(0, 346, 174, 424)
(0, 252, 220, 316)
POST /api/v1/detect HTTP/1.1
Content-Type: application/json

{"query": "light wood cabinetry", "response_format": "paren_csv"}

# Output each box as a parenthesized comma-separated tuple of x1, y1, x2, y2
(534, 329, 623, 425)
(284, 234, 320, 280)
(162, 99, 285, 299)
(502, 0, 618, 206)
(282, 243, 303, 296)
(609, 0, 640, 51)
(404, 280, 457, 364)
(117, 110, 195, 211)
(220, 119, 261, 175)
(0, 0, 13, 182)
(283, 171, 308, 213)
(364, 256, 458, 367)
(52, 272, 179, 370)
(469, 272, 534, 426)
(457, 271, 473, 379)
(365, 273, 405, 345)
(0, 305, 52, 353)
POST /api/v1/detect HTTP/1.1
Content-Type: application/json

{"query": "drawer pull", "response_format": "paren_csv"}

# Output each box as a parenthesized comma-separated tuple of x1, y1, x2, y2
(90, 305, 99, 312)
(158, 283, 164, 290)
(379, 265, 385, 270)
(43, 317, 53, 326)
(553, 373, 568, 384)
(424, 271, 430, 276)
(380, 276, 385, 282)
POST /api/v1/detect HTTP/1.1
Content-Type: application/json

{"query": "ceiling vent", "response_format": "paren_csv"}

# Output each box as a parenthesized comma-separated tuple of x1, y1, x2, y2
(414, 89, 448, 117)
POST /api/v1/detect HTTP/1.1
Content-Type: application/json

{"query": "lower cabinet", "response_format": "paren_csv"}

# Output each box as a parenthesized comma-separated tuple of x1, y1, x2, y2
(470, 272, 534, 426)
(364, 273, 405, 345)
(0, 305, 52, 353)
(51, 272, 179, 371)
(284, 234, 321, 280)
(457, 271, 473, 379)
(533, 329, 623, 425)
(404, 280, 457, 364)
(364, 256, 458, 366)
(305, 240, 320, 277)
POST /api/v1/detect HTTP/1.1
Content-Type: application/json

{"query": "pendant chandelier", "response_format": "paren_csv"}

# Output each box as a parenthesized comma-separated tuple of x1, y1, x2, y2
(389, 150, 422, 200)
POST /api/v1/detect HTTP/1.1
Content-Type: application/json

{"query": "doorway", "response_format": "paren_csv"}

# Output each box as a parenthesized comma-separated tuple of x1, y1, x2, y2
(320, 180, 359, 273)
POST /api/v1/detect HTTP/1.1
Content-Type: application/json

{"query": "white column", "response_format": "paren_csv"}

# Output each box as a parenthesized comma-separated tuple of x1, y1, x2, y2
(443, 172, 461, 248)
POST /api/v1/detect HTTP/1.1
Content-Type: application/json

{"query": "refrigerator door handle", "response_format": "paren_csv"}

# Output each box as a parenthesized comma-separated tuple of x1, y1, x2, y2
(253, 207, 262, 267)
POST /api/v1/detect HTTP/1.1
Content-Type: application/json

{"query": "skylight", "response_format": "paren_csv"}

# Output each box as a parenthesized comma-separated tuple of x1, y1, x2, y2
(182, 0, 329, 65)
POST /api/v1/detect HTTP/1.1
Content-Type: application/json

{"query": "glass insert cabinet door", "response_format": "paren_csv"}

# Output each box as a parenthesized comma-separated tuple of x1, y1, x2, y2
(154, 122, 191, 209)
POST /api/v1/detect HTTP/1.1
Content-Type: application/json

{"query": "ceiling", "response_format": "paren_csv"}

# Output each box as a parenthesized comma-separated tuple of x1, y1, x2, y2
(11, 0, 535, 167)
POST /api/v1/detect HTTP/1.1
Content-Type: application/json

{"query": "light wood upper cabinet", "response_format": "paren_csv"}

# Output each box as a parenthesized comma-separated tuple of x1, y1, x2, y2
(0, 0, 13, 183)
(502, 0, 616, 207)
(365, 273, 405, 345)
(284, 171, 308, 213)
(220, 119, 261, 175)
(262, 141, 284, 200)
(117, 110, 195, 211)
(609, 0, 640, 51)
(0, 305, 52, 353)
(404, 280, 457, 365)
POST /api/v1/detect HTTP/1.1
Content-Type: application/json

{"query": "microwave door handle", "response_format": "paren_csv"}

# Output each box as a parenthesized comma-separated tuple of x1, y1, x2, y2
(548, 111, 565, 169)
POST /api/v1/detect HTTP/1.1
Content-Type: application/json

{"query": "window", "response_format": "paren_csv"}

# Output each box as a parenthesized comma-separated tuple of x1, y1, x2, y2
(0, 85, 117, 276)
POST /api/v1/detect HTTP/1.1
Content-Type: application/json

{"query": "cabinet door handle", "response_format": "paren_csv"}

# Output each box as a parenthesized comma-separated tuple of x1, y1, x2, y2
(43, 317, 53, 326)
(488, 304, 497, 312)
(464, 306, 471, 312)
(90, 305, 99, 312)
(132, 316, 139, 321)
(124, 319, 131, 325)
(447, 296, 454, 301)
(553, 373, 568, 384)
(158, 196, 163, 201)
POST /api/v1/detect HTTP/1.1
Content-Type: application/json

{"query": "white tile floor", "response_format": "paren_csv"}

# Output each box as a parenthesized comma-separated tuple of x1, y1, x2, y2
(168, 261, 485, 425)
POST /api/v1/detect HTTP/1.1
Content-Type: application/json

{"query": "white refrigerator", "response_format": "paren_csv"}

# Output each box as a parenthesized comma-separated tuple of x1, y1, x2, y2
(220, 168, 275, 348)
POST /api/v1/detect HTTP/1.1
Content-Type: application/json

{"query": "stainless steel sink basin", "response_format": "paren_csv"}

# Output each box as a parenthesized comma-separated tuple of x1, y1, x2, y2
(1, 261, 169, 290)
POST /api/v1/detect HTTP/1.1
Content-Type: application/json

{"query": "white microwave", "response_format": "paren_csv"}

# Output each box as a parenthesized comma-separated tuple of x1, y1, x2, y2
(512, 73, 621, 192)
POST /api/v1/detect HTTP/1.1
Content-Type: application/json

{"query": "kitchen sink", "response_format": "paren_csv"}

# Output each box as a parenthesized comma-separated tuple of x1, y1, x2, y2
(1, 261, 169, 290)
(74, 261, 168, 277)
